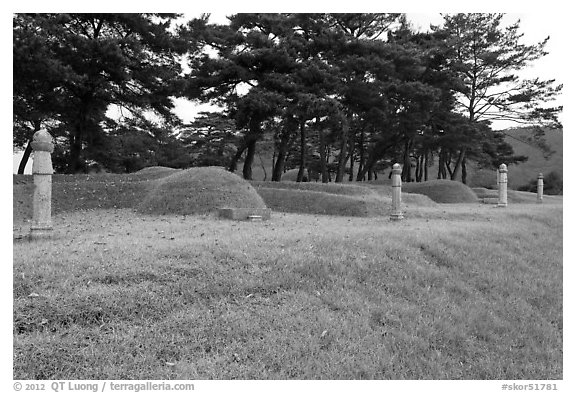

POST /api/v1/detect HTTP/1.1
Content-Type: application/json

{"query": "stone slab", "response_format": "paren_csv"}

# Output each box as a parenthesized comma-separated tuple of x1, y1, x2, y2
(218, 208, 271, 221)
(482, 197, 499, 204)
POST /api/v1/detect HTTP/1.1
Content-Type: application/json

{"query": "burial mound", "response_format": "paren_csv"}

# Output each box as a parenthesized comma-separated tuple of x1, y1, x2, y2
(136, 167, 267, 215)
(403, 179, 479, 203)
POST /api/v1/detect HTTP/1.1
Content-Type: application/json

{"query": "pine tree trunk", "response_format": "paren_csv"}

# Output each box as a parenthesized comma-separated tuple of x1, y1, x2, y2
(451, 148, 466, 181)
(445, 160, 454, 179)
(356, 128, 365, 181)
(69, 126, 85, 173)
(318, 123, 329, 183)
(335, 120, 349, 183)
(18, 139, 33, 174)
(402, 139, 412, 182)
(271, 132, 291, 181)
(461, 155, 467, 184)
(348, 130, 355, 182)
(438, 149, 446, 179)
(229, 138, 247, 173)
(241, 117, 263, 180)
(297, 120, 307, 182)
(416, 154, 424, 182)
(424, 151, 429, 181)
(257, 152, 267, 181)
(242, 136, 257, 180)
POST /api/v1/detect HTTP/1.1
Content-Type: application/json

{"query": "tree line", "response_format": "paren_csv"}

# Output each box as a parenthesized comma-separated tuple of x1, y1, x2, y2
(13, 13, 562, 182)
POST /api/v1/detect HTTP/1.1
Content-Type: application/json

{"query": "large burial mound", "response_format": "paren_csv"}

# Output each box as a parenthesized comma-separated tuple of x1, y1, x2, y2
(137, 167, 267, 215)
(403, 179, 479, 203)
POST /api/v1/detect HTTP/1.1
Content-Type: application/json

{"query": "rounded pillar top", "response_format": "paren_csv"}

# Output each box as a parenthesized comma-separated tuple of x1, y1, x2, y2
(538, 173, 544, 179)
(499, 163, 508, 172)
(31, 130, 54, 153)
(392, 163, 401, 173)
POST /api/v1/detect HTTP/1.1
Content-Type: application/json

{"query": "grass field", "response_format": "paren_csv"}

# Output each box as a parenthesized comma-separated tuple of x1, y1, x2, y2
(13, 195, 562, 379)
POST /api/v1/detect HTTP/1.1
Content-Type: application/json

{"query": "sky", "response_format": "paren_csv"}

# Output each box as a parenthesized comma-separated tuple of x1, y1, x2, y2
(10, 10, 569, 174)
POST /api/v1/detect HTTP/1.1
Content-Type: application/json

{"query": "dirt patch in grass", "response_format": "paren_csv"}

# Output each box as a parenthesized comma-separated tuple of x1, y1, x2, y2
(403, 180, 479, 203)
(137, 167, 267, 215)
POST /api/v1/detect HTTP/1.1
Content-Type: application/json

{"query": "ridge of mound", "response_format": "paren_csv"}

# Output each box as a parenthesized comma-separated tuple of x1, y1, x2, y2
(130, 166, 182, 181)
(135, 166, 178, 174)
(137, 167, 267, 215)
(403, 180, 479, 203)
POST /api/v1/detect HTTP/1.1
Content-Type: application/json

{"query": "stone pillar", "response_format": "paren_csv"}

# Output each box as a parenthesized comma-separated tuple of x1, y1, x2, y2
(390, 163, 404, 221)
(30, 130, 54, 239)
(497, 163, 508, 207)
(537, 173, 544, 203)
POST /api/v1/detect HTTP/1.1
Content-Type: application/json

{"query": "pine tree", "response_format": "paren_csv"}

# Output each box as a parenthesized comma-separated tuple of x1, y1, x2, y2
(437, 13, 562, 182)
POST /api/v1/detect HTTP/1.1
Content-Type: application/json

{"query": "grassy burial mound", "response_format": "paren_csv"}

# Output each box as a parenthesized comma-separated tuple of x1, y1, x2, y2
(472, 187, 563, 204)
(403, 179, 479, 203)
(137, 167, 267, 216)
(252, 181, 438, 217)
(14, 166, 266, 221)
(279, 168, 303, 182)
(361, 182, 438, 208)
(13, 176, 152, 222)
(13, 166, 181, 221)
(256, 188, 389, 217)
(252, 181, 390, 217)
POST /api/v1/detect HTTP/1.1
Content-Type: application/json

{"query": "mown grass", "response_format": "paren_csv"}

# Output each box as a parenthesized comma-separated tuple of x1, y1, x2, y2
(13, 203, 562, 380)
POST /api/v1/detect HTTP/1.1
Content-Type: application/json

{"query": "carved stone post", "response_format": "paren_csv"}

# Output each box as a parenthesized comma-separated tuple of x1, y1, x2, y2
(390, 163, 404, 221)
(30, 130, 54, 239)
(497, 163, 508, 207)
(537, 173, 544, 203)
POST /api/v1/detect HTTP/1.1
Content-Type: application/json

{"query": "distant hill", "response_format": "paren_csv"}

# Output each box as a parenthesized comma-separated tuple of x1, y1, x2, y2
(465, 127, 563, 189)
(501, 127, 562, 188)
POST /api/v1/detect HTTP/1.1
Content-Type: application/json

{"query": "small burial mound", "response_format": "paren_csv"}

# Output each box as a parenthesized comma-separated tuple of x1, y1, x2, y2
(280, 168, 310, 182)
(136, 167, 267, 215)
(255, 187, 389, 217)
(472, 187, 557, 204)
(252, 180, 437, 216)
(403, 180, 479, 203)
(133, 166, 181, 180)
